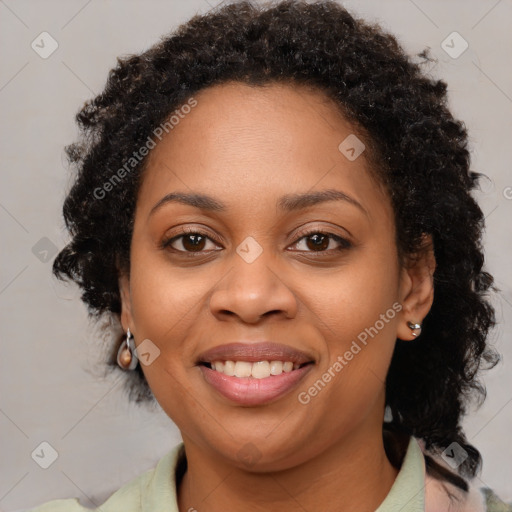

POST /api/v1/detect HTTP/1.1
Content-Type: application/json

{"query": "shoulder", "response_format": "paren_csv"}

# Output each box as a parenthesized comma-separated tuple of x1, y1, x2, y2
(26, 471, 152, 512)
(481, 488, 512, 512)
(26, 443, 184, 512)
(24, 497, 95, 512)
(416, 438, 512, 512)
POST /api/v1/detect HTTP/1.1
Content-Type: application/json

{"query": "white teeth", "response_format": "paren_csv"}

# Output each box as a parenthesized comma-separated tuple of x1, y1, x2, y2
(234, 361, 252, 377)
(212, 361, 224, 372)
(269, 361, 283, 375)
(251, 361, 270, 379)
(223, 360, 235, 376)
(209, 360, 303, 378)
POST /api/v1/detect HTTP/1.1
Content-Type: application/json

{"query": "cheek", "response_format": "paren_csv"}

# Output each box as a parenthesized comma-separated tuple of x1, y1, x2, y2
(310, 243, 400, 338)
(305, 241, 400, 401)
(126, 245, 211, 428)
(126, 243, 221, 396)
(128, 244, 211, 335)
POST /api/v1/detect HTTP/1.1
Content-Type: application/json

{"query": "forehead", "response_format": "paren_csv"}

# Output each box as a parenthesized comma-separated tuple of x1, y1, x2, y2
(137, 81, 390, 222)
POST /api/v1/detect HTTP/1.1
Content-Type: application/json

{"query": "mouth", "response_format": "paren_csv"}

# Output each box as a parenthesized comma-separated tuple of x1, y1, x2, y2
(196, 342, 316, 406)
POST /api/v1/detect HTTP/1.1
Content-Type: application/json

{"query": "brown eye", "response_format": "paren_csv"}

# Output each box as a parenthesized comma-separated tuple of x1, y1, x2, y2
(161, 230, 221, 254)
(291, 231, 352, 253)
(304, 233, 330, 251)
(181, 233, 207, 252)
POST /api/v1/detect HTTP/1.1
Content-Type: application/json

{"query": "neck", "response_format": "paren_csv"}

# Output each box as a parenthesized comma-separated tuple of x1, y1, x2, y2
(177, 422, 400, 512)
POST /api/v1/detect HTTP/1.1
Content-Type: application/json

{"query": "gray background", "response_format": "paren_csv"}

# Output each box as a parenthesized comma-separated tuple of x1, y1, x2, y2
(0, 0, 511, 510)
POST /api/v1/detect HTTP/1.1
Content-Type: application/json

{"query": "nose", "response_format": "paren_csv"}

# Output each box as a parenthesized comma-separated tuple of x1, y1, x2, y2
(209, 250, 298, 324)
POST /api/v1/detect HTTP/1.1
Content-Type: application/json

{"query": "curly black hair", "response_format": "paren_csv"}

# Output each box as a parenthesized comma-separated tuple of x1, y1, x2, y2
(53, 0, 499, 490)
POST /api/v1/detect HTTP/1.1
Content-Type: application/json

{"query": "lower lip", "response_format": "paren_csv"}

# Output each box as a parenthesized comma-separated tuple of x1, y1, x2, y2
(199, 364, 314, 406)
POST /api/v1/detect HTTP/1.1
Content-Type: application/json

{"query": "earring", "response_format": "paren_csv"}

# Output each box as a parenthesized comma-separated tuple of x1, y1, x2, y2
(407, 321, 422, 337)
(117, 328, 138, 370)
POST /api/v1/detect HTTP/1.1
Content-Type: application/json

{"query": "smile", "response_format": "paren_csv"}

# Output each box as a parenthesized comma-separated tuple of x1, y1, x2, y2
(196, 341, 316, 405)
(198, 361, 314, 406)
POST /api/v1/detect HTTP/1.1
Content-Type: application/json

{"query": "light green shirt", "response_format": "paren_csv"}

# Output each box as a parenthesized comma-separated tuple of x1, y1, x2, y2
(26, 436, 509, 512)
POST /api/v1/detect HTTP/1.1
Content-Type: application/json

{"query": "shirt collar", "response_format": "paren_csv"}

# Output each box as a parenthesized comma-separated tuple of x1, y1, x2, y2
(142, 436, 426, 512)
(376, 436, 426, 511)
(142, 442, 184, 512)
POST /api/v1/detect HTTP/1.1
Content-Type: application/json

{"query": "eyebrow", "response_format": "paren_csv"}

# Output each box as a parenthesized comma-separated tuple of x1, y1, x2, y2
(149, 188, 367, 217)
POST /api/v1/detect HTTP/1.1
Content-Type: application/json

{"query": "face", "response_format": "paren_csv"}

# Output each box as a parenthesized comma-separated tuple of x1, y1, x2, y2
(119, 81, 433, 471)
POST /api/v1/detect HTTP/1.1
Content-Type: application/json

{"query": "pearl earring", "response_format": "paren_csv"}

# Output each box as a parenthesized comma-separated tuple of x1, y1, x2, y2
(116, 328, 138, 370)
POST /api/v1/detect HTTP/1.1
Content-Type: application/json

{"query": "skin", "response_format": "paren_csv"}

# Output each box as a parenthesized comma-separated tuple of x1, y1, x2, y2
(119, 81, 435, 512)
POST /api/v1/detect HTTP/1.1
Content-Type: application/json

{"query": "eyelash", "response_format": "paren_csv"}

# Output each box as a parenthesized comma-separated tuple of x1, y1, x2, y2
(160, 226, 352, 256)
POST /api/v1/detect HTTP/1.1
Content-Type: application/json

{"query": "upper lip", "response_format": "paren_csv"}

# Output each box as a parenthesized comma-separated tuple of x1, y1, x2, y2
(196, 342, 315, 365)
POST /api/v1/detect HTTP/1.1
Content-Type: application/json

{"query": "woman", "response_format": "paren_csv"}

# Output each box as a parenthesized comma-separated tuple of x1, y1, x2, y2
(29, 0, 511, 510)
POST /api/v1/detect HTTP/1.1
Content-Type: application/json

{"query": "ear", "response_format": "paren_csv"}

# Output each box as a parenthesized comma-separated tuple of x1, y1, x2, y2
(396, 234, 436, 341)
(118, 272, 134, 334)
